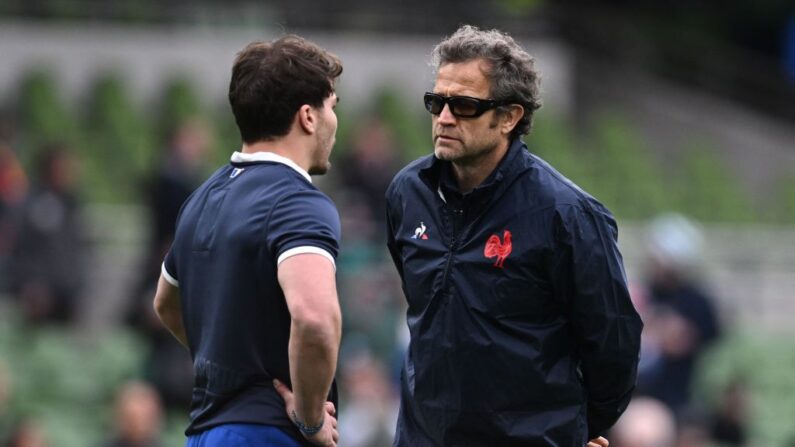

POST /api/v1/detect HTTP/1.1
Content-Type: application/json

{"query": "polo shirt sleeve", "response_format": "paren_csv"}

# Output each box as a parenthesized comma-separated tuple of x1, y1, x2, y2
(267, 190, 341, 270)
(162, 249, 179, 287)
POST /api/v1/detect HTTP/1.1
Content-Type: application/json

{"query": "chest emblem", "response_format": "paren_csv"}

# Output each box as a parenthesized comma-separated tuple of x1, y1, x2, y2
(411, 221, 429, 240)
(484, 229, 512, 268)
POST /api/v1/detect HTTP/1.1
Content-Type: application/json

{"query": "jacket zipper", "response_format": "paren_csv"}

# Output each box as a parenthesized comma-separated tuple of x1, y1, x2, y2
(440, 208, 464, 288)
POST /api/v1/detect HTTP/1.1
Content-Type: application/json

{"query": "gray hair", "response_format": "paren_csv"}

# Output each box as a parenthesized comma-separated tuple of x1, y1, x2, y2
(431, 25, 542, 138)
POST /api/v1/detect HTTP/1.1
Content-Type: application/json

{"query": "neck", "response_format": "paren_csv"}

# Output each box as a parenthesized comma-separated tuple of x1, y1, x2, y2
(451, 139, 510, 194)
(241, 136, 310, 172)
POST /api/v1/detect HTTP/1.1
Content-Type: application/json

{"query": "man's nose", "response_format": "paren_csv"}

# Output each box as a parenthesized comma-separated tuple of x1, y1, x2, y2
(437, 104, 457, 125)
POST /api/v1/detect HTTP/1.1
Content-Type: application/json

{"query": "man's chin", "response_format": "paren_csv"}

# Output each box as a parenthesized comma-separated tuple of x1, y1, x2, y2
(434, 145, 460, 161)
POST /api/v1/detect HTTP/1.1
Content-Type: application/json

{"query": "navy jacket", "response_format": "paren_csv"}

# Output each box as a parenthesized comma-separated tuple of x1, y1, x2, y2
(386, 138, 642, 446)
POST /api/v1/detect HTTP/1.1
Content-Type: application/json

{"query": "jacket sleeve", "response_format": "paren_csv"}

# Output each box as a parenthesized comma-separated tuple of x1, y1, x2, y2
(385, 181, 405, 283)
(550, 201, 643, 438)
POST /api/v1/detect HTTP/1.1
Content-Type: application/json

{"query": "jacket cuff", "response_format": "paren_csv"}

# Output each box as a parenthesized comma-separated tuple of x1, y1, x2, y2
(588, 426, 608, 441)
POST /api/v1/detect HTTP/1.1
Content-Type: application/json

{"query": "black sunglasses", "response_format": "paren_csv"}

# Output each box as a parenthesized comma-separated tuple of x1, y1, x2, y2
(423, 92, 513, 118)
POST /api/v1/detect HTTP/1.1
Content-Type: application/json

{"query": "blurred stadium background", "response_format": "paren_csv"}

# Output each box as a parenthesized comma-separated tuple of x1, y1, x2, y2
(0, 1, 794, 446)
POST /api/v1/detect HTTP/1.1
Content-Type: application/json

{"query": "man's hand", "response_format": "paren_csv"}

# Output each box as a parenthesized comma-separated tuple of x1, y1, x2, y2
(274, 379, 339, 447)
(588, 436, 609, 447)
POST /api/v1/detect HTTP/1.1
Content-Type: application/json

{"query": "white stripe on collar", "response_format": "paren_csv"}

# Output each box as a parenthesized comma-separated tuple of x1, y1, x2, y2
(230, 151, 312, 183)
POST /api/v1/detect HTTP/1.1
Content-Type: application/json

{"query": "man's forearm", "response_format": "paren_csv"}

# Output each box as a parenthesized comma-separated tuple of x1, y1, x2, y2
(153, 275, 189, 348)
(159, 306, 189, 348)
(288, 318, 340, 426)
(277, 254, 342, 428)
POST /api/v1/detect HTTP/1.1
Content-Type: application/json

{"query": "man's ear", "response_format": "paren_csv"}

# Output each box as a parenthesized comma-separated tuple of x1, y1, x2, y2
(297, 104, 316, 135)
(500, 104, 524, 136)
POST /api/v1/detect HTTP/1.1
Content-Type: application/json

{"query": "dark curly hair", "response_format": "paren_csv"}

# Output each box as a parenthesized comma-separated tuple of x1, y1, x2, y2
(229, 35, 343, 144)
(432, 25, 542, 139)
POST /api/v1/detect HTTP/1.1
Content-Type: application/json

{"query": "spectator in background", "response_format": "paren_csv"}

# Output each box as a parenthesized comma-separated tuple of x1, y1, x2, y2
(97, 381, 164, 447)
(637, 213, 721, 417)
(145, 119, 211, 280)
(337, 263, 403, 362)
(333, 189, 380, 267)
(125, 119, 210, 410)
(9, 144, 87, 324)
(337, 116, 400, 233)
(337, 350, 397, 447)
(675, 418, 712, 447)
(0, 141, 28, 292)
(5, 419, 49, 447)
(0, 362, 12, 438)
(610, 397, 676, 447)
(709, 379, 750, 446)
(127, 118, 211, 328)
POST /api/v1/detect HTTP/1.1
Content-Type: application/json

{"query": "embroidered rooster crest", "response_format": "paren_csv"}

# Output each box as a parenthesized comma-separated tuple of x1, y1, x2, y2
(484, 230, 512, 268)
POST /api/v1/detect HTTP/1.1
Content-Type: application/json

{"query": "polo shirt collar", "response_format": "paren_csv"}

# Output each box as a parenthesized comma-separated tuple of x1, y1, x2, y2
(230, 151, 312, 183)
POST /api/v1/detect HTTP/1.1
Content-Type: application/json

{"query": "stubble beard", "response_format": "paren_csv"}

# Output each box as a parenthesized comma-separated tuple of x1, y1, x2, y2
(434, 135, 499, 167)
(433, 142, 458, 161)
(308, 134, 334, 176)
(433, 117, 501, 165)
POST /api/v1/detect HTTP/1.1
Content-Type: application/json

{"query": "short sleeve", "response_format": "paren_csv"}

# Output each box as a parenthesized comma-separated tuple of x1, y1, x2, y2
(267, 190, 341, 269)
(162, 249, 179, 287)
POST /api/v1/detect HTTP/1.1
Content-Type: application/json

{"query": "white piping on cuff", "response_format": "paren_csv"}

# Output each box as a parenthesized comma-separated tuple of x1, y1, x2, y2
(277, 246, 336, 271)
(161, 263, 179, 287)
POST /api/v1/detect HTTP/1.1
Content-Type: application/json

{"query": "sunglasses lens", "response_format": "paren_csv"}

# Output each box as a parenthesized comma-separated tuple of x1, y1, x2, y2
(449, 98, 480, 117)
(423, 93, 493, 117)
(424, 94, 444, 114)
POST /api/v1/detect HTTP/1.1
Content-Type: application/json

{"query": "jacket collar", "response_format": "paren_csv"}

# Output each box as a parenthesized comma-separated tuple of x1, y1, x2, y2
(418, 137, 529, 201)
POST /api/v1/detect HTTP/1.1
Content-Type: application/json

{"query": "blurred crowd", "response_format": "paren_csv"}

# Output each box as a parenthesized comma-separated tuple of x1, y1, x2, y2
(623, 215, 749, 447)
(0, 114, 760, 447)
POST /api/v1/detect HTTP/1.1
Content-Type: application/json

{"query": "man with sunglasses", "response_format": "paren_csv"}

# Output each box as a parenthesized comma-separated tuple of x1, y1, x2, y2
(385, 25, 642, 446)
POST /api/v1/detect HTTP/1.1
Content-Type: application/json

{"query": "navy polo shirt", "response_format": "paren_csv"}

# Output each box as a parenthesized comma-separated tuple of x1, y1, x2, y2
(162, 151, 341, 442)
